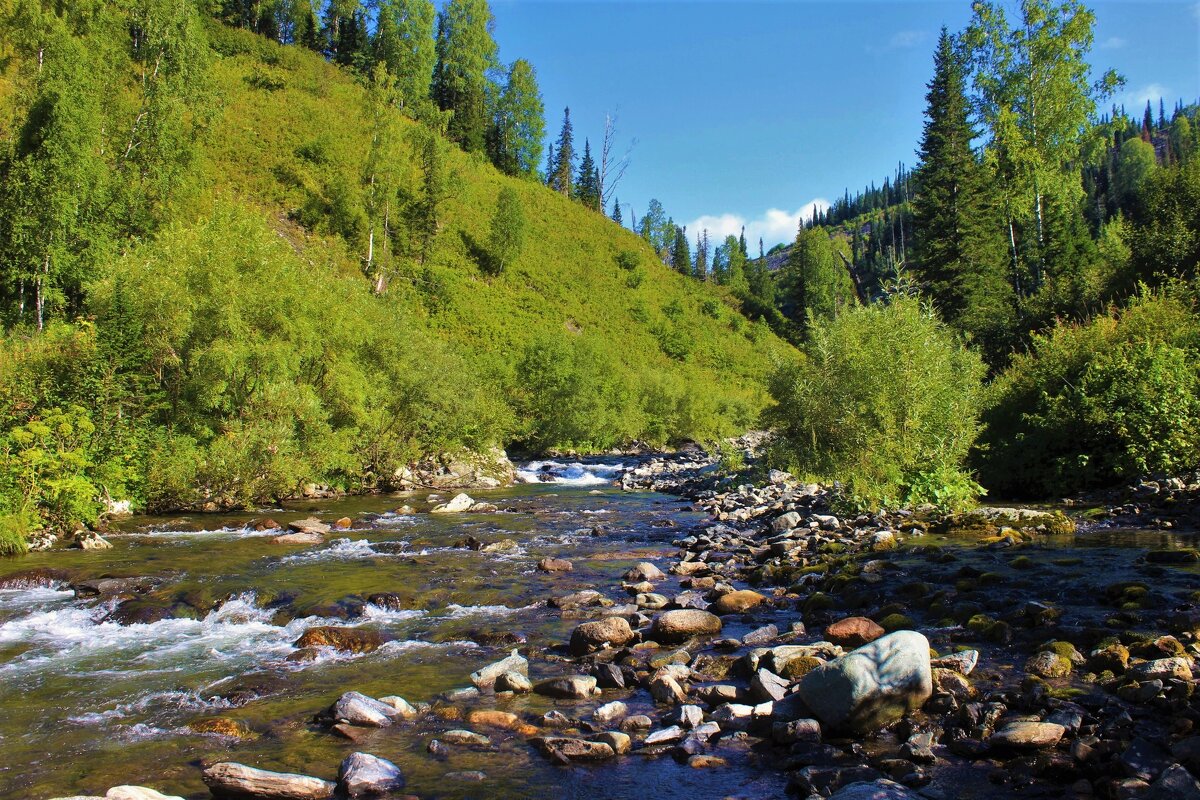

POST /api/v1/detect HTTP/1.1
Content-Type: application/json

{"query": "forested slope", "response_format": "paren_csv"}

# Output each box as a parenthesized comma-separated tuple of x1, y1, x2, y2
(0, 14, 789, 552)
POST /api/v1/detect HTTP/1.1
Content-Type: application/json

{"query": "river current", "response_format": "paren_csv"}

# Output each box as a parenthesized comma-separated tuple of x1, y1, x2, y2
(0, 459, 787, 800)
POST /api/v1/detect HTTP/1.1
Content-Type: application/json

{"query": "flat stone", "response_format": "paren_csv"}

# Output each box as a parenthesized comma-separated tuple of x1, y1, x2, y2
(649, 610, 722, 644)
(441, 729, 491, 746)
(593, 701, 628, 726)
(287, 517, 331, 534)
(202, 762, 335, 800)
(272, 532, 325, 545)
(537, 557, 574, 572)
(1131, 657, 1193, 682)
(990, 721, 1065, 749)
(644, 725, 685, 745)
(530, 736, 615, 762)
(930, 649, 979, 676)
(105, 789, 186, 800)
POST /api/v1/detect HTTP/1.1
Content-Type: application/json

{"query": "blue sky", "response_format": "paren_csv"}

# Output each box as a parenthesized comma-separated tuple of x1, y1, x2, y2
(488, 0, 1200, 249)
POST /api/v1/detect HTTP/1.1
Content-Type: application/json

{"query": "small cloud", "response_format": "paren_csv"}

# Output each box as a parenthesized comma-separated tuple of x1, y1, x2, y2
(888, 30, 928, 49)
(1099, 36, 1126, 50)
(1123, 82, 1173, 110)
(867, 29, 929, 54)
(686, 199, 831, 251)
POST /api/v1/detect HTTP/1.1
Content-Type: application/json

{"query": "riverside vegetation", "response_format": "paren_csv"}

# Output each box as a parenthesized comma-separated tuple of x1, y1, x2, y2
(1, 2, 1200, 796)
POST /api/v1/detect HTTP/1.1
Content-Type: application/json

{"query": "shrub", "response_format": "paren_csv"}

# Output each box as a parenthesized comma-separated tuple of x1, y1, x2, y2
(976, 291, 1200, 497)
(768, 296, 986, 511)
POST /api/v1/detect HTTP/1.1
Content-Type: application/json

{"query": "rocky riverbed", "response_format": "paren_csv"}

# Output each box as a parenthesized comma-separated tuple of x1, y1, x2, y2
(3, 453, 1200, 799)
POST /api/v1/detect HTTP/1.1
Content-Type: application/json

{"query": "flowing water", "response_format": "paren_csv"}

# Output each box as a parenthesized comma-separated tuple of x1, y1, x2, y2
(0, 459, 786, 800)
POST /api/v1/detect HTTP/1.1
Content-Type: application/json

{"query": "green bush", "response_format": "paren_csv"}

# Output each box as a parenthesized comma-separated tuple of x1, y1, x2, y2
(768, 296, 986, 511)
(976, 291, 1200, 497)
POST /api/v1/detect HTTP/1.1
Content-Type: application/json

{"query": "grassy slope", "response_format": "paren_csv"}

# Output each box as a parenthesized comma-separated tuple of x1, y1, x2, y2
(194, 28, 789, 434)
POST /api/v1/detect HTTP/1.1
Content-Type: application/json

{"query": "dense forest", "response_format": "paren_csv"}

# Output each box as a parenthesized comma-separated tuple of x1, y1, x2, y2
(0, 0, 789, 553)
(0, 0, 1197, 555)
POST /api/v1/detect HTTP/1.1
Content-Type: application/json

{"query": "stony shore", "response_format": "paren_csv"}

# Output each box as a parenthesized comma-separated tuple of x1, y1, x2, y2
(43, 444, 1200, 800)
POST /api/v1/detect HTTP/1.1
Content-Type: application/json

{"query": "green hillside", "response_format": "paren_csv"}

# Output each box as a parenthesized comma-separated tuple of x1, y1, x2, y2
(0, 19, 789, 549)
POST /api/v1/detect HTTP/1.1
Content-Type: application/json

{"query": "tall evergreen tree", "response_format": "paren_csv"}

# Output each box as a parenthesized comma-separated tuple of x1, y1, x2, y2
(371, 0, 436, 114)
(575, 139, 600, 209)
(488, 59, 545, 178)
(611, 197, 622, 225)
(671, 225, 691, 275)
(543, 142, 555, 186)
(784, 226, 855, 337)
(550, 107, 574, 195)
(431, 0, 497, 153)
(912, 27, 1012, 360)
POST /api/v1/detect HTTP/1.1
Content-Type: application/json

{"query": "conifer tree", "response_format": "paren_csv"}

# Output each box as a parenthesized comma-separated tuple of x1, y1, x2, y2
(671, 225, 691, 275)
(575, 139, 600, 209)
(431, 0, 497, 153)
(611, 197, 622, 225)
(784, 226, 855, 337)
(912, 27, 1012, 359)
(543, 142, 555, 186)
(550, 107, 574, 195)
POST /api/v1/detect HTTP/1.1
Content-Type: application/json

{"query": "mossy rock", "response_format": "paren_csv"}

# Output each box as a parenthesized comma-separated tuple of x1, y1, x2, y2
(818, 542, 847, 555)
(188, 717, 258, 739)
(1010, 555, 1035, 570)
(778, 655, 823, 680)
(978, 572, 1004, 586)
(878, 613, 915, 632)
(955, 578, 978, 592)
(1146, 548, 1200, 565)
(967, 614, 997, 634)
(1048, 687, 1086, 700)
(898, 581, 932, 599)
(1087, 643, 1129, 674)
(804, 592, 836, 613)
(967, 614, 1012, 643)
(1039, 640, 1081, 662)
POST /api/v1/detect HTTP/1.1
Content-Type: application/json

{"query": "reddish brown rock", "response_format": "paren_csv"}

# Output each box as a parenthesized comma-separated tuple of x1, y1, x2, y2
(293, 626, 384, 654)
(711, 589, 768, 615)
(825, 616, 886, 649)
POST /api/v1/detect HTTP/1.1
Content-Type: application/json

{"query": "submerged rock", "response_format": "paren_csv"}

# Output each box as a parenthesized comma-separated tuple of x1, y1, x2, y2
(201, 762, 335, 800)
(797, 630, 933, 734)
(293, 627, 383, 654)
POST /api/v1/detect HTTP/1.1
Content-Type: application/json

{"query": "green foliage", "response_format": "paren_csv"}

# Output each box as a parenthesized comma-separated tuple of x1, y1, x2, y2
(488, 59, 544, 178)
(484, 185, 525, 275)
(976, 291, 1200, 497)
(782, 226, 856, 336)
(431, 0, 497, 152)
(0, 406, 101, 533)
(769, 296, 986, 511)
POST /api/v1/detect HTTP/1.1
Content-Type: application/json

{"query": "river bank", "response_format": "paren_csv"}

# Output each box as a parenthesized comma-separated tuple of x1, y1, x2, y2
(2, 455, 1200, 799)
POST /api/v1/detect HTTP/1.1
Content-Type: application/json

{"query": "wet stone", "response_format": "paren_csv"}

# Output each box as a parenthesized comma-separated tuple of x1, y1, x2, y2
(534, 675, 597, 699)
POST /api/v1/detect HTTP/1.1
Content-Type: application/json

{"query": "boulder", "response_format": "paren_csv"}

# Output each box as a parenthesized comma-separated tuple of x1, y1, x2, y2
(797, 630, 932, 734)
(534, 675, 597, 699)
(624, 562, 667, 582)
(537, 557, 573, 573)
(593, 701, 628, 726)
(649, 610, 722, 644)
(201, 762, 335, 800)
(711, 590, 768, 615)
(930, 649, 979, 676)
(771, 512, 802, 533)
(470, 649, 528, 689)
(293, 627, 383, 654)
(495, 671, 532, 693)
(332, 692, 398, 728)
(825, 617, 885, 649)
(337, 753, 405, 798)
(272, 532, 325, 546)
(377, 696, 417, 719)
(431, 493, 475, 513)
(1145, 764, 1200, 800)
(569, 617, 635, 656)
(1131, 657, 1193, 682)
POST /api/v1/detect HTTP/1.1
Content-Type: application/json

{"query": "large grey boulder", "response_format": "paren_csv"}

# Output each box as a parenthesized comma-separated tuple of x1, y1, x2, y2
(337, 753, 405, 797)
(331, 692, 398, 727)
(797, 630, 932, 734)
(201, 762, 335, 800)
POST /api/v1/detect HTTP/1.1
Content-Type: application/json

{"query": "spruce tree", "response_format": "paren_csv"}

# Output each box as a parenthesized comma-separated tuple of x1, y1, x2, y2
(551, 107, 574, 195)
(575, 139, 599, 209)
(671, 225, 691, 275)
(543, 142, 555, 186)
(913, 27, 1012, 360)
(611, 197, 622, 225)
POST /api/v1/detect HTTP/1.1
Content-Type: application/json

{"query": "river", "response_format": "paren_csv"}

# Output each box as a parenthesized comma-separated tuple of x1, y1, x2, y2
(0, 459, 787, 800)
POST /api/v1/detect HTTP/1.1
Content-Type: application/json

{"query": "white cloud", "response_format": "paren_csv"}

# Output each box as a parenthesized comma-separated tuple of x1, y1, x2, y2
(888, 30, 928, 49)
(1099, 36, 1126, 50)
(1123, 82, 1173, 110)
(686, 199, 831, 251)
